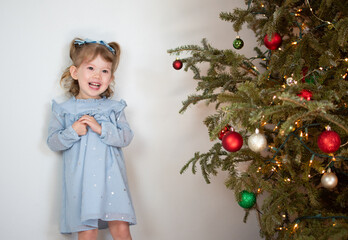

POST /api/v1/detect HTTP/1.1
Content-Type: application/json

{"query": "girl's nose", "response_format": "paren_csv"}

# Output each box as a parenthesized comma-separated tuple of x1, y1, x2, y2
(93, 71, 101, 79)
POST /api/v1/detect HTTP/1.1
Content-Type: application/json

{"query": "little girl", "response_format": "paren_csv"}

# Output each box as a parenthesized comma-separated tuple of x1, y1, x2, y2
(47, 38, 136, 240)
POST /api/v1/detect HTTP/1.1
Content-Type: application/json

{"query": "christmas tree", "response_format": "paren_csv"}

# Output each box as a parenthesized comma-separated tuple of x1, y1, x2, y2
(168, 0, 348, 239)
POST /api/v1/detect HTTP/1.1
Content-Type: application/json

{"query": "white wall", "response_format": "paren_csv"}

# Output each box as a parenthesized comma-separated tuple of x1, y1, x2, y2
(0, 0, 262, 239)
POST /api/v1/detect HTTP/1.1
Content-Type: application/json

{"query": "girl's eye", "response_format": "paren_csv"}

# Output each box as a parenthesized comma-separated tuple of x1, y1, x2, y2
(102, 70, 109, 74)
(87, 66, 94, 70)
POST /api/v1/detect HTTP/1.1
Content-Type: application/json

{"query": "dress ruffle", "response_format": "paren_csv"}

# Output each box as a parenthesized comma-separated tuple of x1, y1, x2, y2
(51, 98, 127, 123)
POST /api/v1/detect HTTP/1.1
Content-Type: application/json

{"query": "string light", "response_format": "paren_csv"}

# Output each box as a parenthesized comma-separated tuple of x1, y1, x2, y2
(343, 72, 347, 79)
(293, 215, 348, 229)
(301, 23, 307, 30)
(284, 178, 291, 182)
(306, 0, 336, 29)
(305, 128, 308, 140)
(266, 123, 348, 173)
(294, 120, 301, 127)
(293, 223, 299, 231)
(309, 154, 315, 166)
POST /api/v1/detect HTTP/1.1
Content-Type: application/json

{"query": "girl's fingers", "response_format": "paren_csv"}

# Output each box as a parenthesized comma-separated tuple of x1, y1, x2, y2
(79, 115, 96, 121)
(79, 119, 90, 125)
(80, 119, 98, 126)
(78, 115, 89, 120)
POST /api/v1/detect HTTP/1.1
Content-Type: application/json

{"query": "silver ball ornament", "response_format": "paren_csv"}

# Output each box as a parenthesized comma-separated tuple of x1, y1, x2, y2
(321, 168, 338, 189)
(286, 77, 297, 86)
(248, 129, 267, 152)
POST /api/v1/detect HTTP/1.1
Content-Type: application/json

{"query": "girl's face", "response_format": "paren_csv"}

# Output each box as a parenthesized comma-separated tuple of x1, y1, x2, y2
(70, 55, 114, 99)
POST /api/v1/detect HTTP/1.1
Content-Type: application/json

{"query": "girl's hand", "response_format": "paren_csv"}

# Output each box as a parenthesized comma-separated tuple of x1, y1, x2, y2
(72, 121, 88, 136)
(78, 115, 102, 135)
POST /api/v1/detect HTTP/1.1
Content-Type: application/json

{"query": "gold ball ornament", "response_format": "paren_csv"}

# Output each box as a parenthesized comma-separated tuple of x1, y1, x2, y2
(321, 168, 338, 189)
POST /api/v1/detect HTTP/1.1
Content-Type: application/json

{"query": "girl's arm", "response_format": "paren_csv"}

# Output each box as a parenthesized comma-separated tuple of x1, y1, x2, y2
(99, 109, 134, 147)
(47, 108, 82, 152)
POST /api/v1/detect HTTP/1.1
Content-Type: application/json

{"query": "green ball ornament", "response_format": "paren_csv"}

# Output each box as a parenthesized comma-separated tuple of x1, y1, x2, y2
(238, 190, 256, 209)
(233, 37, 244, 49)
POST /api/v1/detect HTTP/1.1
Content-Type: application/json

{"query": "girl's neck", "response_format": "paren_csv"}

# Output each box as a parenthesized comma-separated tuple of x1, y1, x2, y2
(75, 94, 101, 100)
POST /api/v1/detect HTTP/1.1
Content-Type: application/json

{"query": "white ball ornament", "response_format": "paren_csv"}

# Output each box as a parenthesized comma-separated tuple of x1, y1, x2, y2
(321, 168, 338, 189)
(248, 128, 267, 152)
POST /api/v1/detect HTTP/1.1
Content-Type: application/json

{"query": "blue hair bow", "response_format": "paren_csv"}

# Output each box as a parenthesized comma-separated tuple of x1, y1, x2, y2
(74, 38, 116, 55)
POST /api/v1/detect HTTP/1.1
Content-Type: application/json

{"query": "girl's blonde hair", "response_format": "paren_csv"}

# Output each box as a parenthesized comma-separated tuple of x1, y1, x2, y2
(60, 37, 121, 98)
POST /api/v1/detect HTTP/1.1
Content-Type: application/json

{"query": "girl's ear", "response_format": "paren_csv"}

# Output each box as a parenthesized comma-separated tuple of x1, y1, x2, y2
(70, 66, 78, 80)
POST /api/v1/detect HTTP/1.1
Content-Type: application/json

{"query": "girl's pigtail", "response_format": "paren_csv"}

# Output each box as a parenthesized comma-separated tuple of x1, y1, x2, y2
(60, 66, 71, 88)
(108, 42, 121, 72)
(70, 38, 83, 62)
(60, 66, 79, 97)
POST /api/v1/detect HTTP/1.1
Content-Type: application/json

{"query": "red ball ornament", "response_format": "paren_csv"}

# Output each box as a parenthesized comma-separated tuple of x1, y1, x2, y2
(222, 131, 243, 152)
(263, 33, 282, 50)
(173, 59, 183, 70)
(297, 89, 312, 101)
(218, 125, 231, 140)
(317, 130, 341, 153)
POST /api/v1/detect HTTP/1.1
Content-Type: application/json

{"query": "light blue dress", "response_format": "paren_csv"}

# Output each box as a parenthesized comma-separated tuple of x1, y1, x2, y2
(47, 96, 136, 234)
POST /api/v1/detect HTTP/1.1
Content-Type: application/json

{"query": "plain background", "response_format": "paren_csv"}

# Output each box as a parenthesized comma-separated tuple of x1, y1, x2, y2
(0, 0, 263, 239)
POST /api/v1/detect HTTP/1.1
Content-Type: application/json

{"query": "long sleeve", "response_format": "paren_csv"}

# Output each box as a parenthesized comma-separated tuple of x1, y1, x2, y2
(100, 109, 134, 147)
(47, 101, 81, 152)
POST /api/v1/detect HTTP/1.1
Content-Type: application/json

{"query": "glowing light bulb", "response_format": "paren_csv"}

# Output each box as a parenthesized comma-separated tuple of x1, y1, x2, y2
(293, 223, 299, 230)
